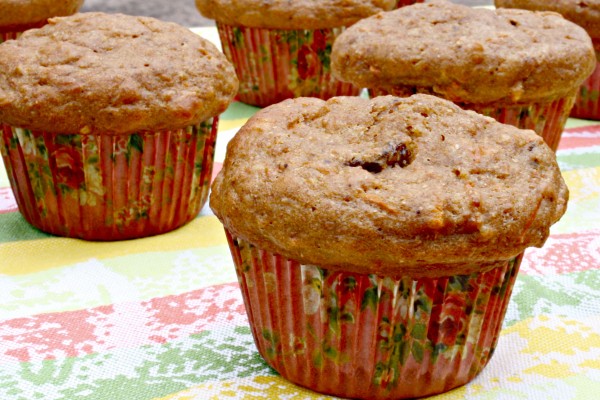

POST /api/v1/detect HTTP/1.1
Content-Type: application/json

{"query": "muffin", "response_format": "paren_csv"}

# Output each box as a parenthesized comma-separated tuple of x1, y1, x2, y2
(0, 0, 83, 42)
(194, 0, 401, 107)
(331, 0, 596, 151)
(0, 12, 238, 240)
(210, 94, 568, 399)
(496, 0, 600, 120)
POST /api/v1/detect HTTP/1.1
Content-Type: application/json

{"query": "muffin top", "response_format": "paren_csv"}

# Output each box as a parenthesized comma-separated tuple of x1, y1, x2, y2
(0, 12, 238, 134)
(0, 0, 83, 30)
(210, 94, 568, 278)
(195, 0, 396, 29)
(496, 0, 600, 39)
(331, 0, 596, 104)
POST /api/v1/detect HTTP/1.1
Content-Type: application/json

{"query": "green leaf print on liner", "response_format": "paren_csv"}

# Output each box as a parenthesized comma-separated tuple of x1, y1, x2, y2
(580, 86, 600, 102)
(231, 27, 244, 48)
(361, 286, 379, 311)
(126, 133, 144, 163)
(261, 329, 280, 359)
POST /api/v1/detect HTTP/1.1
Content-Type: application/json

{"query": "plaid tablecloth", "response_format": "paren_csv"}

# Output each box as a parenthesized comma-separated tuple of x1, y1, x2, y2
(1, 29, 600, 400)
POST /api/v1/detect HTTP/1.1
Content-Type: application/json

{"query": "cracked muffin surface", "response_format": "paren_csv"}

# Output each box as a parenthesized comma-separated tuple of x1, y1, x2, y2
(210, 94, 568, 278)
(195, 0, 396, 29)
(0, 12, 238, 134)
(0, 0, 83, 29)
(496, 0, 600, 38)
(331, 0, 595, 104)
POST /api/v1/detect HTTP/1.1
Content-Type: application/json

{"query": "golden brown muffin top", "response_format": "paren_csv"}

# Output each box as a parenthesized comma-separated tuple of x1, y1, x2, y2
(0, 12, 238, 134)
(0, 0, 83, 30)
(496, 0, 600, 39)
(331, 0, 595, 104)
(210, 94, 568, 278)
(195, 0, 396, 29)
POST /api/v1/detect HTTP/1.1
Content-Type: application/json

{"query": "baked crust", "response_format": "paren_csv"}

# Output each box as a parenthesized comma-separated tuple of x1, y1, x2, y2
(0, 12, 238, 134)
(331, 0, 595, 104)
(496, 0, 600, 39)
(210, 94, 568, 278)
(194, 0, 396, 29)
(0, 0, 83, 30)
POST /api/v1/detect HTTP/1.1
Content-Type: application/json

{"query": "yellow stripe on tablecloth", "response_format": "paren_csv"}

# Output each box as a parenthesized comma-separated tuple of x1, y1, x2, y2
(157, 376, 332, 400)
(156, 314, 600, 400)
(218, 118, 249, 131)
(0, 215, 227, 275)
(154, 375, 517, 400)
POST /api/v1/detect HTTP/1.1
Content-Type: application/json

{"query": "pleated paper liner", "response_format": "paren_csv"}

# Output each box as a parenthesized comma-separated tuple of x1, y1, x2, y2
(371, 87, 576, 152)
(226, 232, 523, 400)
(395, 0, 425, 7)
(0, 119, 217, 240)
(217, 23, 360, 107)
(571, 40, 600, 120)
(0, 20, 48, 43)
(0, 31, 20, 43)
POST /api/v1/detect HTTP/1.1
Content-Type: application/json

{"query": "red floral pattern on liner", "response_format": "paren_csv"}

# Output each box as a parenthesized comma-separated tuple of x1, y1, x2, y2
(394, 0, 425, 7)
(370, 88, 575, 152)
(0, 31, 20, 43)
(217, 24, 360, 107)
(0, 20, 48, 43)
(226, 232, 522, 400)
(0, 119, 218, 240)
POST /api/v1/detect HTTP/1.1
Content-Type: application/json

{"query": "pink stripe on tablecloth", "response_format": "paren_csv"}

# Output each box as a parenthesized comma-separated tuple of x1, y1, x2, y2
(521, 230, 600, 276)
(559, 125, 600, 150)
(0, 282, 247, 363)
(0, 187, 17, 214)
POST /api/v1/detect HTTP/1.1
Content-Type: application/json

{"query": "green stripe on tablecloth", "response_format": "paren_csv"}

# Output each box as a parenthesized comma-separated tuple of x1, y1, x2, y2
(565, 118, 598, 129)
(0, 244, 236, 319)
(0, 212, 52, 242)
(0, 325, 272, 400)
(557, 146, 600, 171)
(505, 269, 600, 328)
(219, 101, 259, 120)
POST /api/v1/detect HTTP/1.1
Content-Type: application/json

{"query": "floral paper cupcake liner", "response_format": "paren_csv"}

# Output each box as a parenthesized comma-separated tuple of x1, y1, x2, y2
(394, 0, 425, 7)
(1, 31, 20, 43)
(571, 41, 600, 120)
(226, 232, 523, 399)
(471, 97, 574, 151)
(0, 21, 48, 43)
(0, 119, 218, 240)
(371, 87, 575, 151)
(217, 23, 360, 107)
